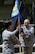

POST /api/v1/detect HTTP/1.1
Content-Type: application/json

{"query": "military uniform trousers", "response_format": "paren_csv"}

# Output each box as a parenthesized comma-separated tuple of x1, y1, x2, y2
(22, 46, 33, 54)
(2, 41, 15, 54)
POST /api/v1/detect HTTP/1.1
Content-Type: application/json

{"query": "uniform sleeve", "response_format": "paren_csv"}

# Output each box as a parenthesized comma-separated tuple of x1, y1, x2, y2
(29, 27, 34, 34)
(9, 29, 18, 35)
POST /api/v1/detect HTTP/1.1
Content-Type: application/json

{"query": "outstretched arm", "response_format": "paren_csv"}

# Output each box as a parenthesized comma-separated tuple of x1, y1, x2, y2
(9, 28, 18, 35)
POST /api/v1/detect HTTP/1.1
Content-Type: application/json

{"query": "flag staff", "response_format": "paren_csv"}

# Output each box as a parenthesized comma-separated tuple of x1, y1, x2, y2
(11, 0, 22, 53)
(18, 17, 22, 54)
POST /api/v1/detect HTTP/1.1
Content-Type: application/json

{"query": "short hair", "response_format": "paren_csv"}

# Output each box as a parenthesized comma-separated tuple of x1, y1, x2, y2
(24, 19, 30, 23)
(5, 21, 12, 28)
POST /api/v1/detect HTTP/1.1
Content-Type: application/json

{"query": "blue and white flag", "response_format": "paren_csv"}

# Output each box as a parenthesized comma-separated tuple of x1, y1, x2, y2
(11, 0, 22, 20)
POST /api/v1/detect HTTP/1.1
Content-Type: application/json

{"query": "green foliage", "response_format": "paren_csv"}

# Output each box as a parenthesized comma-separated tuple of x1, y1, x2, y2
(22, 0, 33, 4)
(0, 0, 3, 2)
(0, 0, 3, 1)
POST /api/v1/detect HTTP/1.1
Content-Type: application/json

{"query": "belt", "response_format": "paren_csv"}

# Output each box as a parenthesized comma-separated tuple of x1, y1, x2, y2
(3, 39, 8, 42)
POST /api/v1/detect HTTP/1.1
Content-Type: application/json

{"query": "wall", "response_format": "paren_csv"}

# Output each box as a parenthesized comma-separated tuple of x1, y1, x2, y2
(0, 5, 12, 20)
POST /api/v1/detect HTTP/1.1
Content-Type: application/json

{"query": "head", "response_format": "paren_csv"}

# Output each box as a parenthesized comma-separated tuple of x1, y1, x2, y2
(5, 21, 13, 31)
(24, 19, 30, 27)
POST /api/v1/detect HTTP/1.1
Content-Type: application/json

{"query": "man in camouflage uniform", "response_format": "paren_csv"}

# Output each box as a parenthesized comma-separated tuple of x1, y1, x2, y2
(20, 19, 34, 54)
(2, 21, 20, 54)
